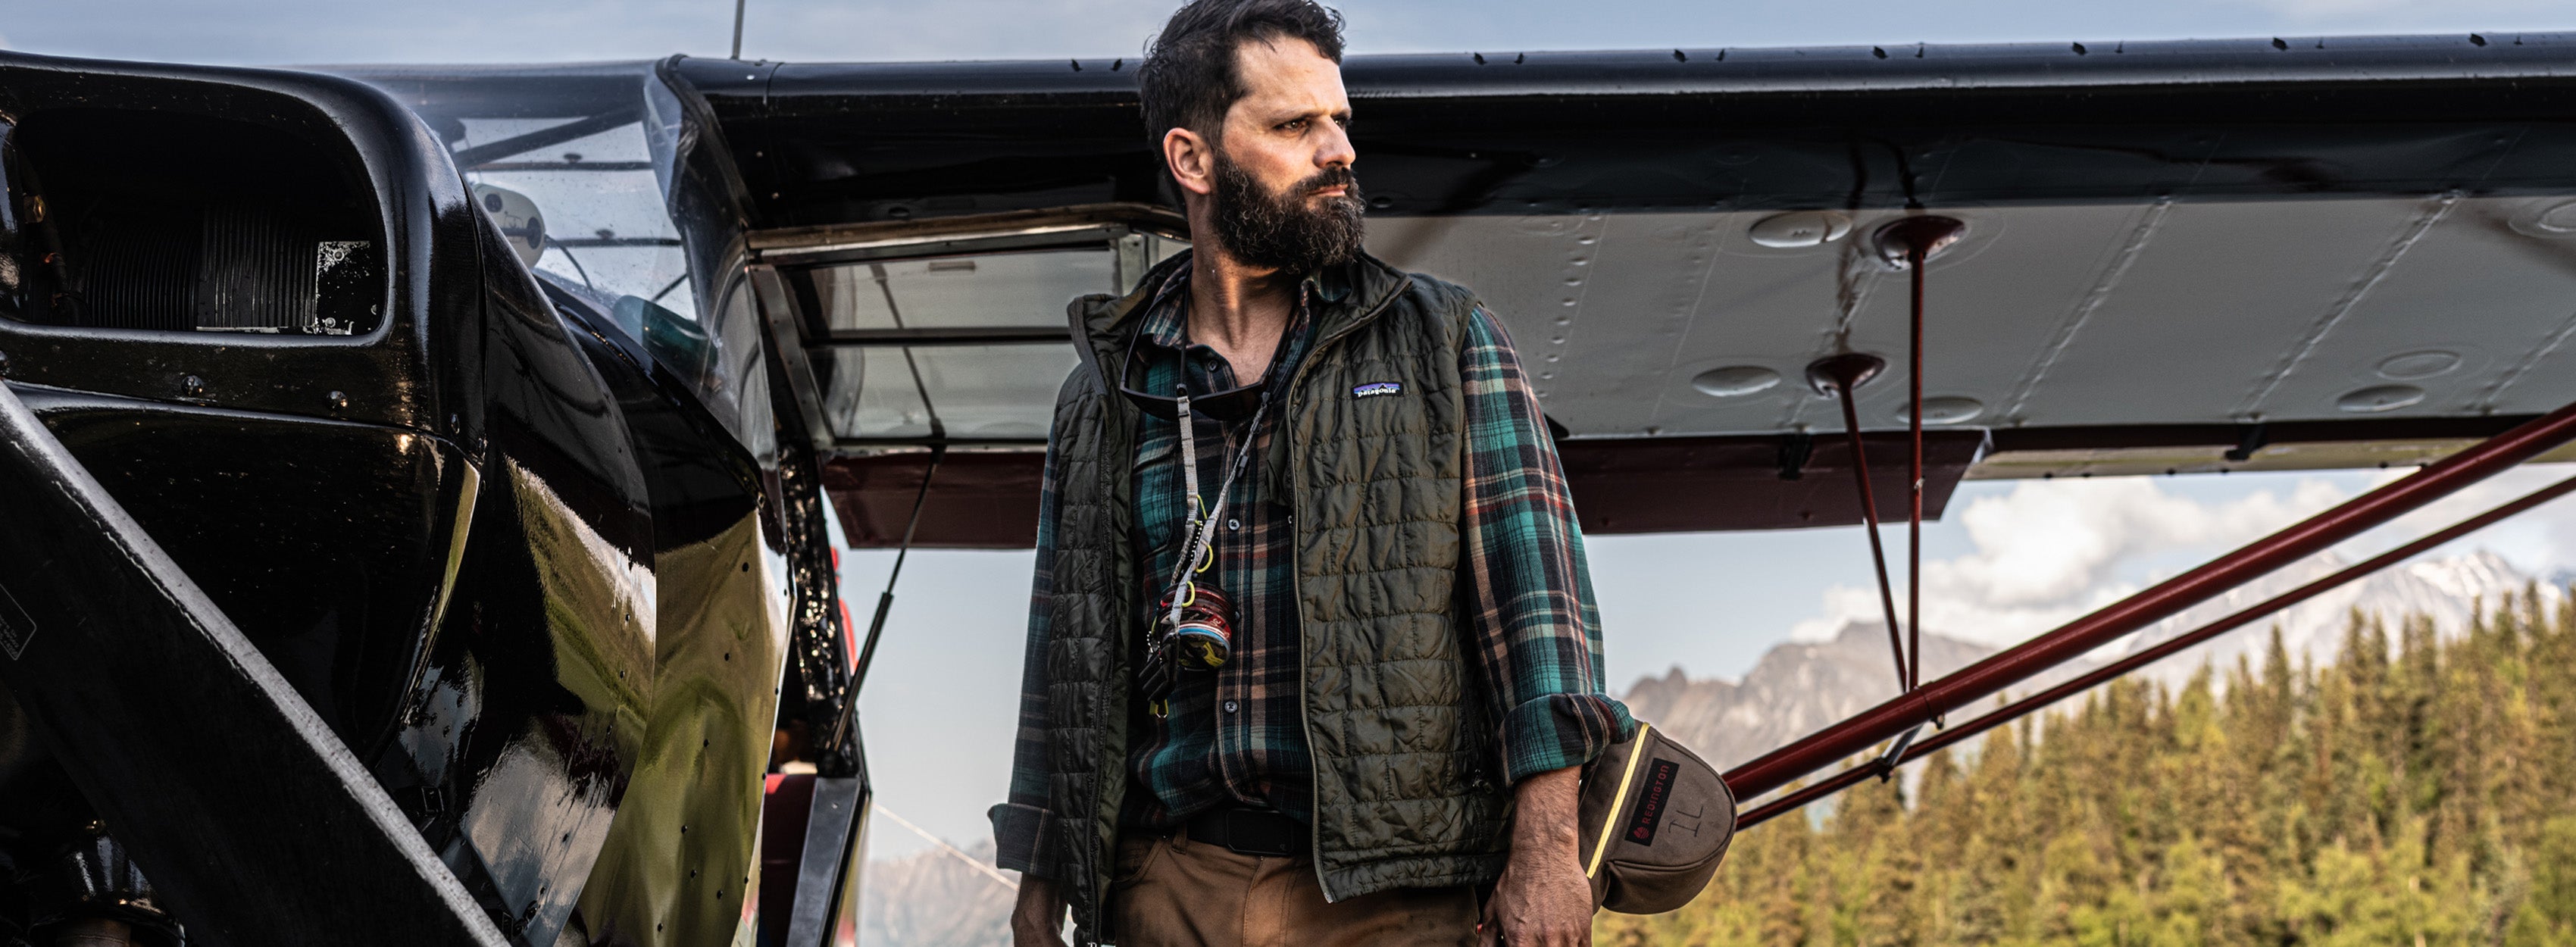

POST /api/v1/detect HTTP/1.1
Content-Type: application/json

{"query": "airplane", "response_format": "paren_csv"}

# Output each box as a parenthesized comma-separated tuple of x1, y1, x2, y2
(5, 28, 2576, 947)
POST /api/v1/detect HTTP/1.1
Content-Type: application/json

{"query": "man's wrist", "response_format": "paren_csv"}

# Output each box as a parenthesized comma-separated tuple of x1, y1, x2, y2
(1508, 766, 1584, 857)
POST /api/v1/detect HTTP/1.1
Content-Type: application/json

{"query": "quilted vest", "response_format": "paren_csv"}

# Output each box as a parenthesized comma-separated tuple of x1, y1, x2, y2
(1043, 252, 1509, 937)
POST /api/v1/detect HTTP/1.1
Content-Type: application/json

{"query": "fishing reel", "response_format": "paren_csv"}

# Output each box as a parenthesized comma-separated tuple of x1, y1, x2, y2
(1141, 585, 1235, 717)
(1155, 584, 1235, 670)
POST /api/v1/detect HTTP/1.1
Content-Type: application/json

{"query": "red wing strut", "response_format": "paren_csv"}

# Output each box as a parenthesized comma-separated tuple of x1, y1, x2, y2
(1737, 468, 2576, 829)
(1725, 394, 2576, 812)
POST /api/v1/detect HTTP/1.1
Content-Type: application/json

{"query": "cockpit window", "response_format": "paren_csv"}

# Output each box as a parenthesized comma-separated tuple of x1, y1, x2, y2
(772, 227, 1185, 443)
(813, 343, 1074, 441)
(446, 111, 692, 317)
(806, 246, 1126, 333)
(339, 61, 758, 443)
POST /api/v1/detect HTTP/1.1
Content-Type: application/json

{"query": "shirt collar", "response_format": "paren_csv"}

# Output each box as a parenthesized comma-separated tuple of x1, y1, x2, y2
(1137, 264, 1196, 351)
(1136, 264, 1316, 354)
(1302, 261, 1355, 306)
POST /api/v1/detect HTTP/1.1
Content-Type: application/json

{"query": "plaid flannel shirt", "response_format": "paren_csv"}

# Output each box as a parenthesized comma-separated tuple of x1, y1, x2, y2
(993, 270, 1630, 878)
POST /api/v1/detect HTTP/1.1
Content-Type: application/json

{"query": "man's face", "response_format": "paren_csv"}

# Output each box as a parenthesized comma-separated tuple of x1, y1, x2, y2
(1207, 37, 1363, 273)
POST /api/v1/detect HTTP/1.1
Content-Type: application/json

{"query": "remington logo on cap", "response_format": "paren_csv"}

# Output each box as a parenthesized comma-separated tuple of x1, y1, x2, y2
(1352, 382, 1402, 398)
(1626, 758, 1680, 845)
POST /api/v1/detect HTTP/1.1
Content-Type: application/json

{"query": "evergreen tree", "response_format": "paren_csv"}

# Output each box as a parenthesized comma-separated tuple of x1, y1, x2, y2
(1602, 590, 2576, 946)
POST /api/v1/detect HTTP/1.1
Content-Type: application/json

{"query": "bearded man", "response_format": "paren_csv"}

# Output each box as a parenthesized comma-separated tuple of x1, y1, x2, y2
(989, 2, 1633, 944)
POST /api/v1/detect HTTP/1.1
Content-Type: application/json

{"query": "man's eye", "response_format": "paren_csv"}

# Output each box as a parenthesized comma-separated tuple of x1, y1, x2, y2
(1280, 118, 1308, 131)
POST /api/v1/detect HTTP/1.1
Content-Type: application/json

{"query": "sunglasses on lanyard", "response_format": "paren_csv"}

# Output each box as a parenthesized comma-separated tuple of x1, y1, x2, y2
(1113, 306, 1308, 423)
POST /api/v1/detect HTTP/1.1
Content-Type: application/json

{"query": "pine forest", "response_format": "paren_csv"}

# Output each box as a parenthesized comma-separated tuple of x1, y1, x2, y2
(1597, 592, 2576, 946)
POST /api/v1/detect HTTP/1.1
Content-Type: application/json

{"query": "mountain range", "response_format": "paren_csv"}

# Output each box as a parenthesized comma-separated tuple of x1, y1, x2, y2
(1623, 550, 2559, 773)
(859, 836, 1015, 947)
(1621, 622, 1995, 772)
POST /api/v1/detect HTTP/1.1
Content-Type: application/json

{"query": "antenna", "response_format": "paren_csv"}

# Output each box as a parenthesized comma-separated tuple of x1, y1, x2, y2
(730, 0, 747, 59)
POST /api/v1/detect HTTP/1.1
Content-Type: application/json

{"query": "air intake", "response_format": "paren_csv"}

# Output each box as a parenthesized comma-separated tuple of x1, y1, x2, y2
(7, 107, 383, 336)
(73, 200, 371, 335)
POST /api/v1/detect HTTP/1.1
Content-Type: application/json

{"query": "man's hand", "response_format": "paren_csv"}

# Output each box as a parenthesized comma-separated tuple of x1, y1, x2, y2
(1010, 874, 1069, 947)
(1480, 766, 1593, 946)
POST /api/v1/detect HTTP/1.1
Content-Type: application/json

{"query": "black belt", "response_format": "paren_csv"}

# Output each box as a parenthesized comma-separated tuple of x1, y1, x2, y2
(1182, 805, 1308, 858)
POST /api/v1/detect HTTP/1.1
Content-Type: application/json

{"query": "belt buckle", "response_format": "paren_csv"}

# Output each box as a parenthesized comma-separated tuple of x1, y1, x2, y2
(1222, 808, 1299, 858)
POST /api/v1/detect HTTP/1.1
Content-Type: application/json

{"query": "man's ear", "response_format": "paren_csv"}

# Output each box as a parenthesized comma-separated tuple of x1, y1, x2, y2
(1163, 127, 1217, 198)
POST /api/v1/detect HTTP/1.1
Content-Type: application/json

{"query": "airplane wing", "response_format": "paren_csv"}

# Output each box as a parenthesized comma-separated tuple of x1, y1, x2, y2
(663, 34, 2576, 545)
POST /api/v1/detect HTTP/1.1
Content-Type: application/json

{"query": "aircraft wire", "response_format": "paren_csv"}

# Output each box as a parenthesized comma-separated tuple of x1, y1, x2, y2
(546, 236, 596, 292)
(649, 272, 689, 305)
(874, 805, 1021, 892)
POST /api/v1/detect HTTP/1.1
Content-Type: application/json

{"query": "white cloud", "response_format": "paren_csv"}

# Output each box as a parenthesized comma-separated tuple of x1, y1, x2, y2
(1790, 476, 2357, 647)
(1943, 477, 2349, 606)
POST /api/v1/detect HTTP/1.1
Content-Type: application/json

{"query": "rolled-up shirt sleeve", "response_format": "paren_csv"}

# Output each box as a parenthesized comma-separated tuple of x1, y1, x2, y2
(1456, 305, 1638, 784)
(989, 433, 1065, 878)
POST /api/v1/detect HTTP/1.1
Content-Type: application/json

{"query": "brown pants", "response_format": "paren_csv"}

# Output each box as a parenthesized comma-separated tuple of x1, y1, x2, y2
(1107, 829, 1479, 947)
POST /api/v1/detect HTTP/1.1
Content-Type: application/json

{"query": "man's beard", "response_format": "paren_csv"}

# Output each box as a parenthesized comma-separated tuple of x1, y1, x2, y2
(1211, 150, 1366, 274)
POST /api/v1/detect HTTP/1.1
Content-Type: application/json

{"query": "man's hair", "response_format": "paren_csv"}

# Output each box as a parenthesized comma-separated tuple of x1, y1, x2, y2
(1137, 0, 1346, 152)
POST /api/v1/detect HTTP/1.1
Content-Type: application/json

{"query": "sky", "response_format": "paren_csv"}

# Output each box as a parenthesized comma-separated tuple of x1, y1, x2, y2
(13, 0, 2576, 864)
(5, 0, 2576, 66)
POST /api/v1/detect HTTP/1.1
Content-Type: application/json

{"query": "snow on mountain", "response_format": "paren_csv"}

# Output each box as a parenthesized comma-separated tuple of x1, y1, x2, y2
(1620, 552, 2562, 774)
(2106, 549, 2559, 687)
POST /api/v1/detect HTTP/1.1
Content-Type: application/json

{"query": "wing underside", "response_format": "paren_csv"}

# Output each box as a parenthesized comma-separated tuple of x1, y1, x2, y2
(668, 35, 2576, 542)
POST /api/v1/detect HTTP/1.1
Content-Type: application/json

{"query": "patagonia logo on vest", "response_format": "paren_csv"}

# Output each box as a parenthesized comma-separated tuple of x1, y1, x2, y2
(1352, 381, 1402, 398)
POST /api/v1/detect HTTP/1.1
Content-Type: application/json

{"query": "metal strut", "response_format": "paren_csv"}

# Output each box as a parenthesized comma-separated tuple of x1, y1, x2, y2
(0, 384, 510, 947)
(831, 445, 943, 752)
(1736, 467, 2576, 830)
(1877, 215, 1966, 695)
(1806, 353, 1909, 691)
(1908, 243, 1926, 693)
(1724, 394, 2576, 804)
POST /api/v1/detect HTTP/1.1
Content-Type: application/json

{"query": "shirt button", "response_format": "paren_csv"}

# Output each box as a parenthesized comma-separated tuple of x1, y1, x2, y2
(1222, 700, 1240, 714)
(1227, 518, 1241, 531)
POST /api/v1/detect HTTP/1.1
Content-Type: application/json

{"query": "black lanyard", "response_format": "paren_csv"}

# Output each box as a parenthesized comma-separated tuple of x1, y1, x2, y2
(1159, 308, 1306, 624)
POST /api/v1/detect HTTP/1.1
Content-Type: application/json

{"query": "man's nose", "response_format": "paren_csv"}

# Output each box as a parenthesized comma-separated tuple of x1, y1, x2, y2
(1316, 120, 1355, 170)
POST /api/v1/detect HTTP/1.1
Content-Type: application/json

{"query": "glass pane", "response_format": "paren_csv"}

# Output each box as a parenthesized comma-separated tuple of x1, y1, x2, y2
(460, 117, 696, 320)
(806, 233, 1186, 333)
(343, 63, 758, 445)
(812, 247, 1106, 333)
(819, 343, 1077, 440)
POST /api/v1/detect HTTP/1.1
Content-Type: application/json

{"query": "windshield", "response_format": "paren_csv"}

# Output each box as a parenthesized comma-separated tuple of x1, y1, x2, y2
(458, 108, 693, 315)
(336, 61, 758, 443)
